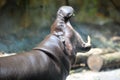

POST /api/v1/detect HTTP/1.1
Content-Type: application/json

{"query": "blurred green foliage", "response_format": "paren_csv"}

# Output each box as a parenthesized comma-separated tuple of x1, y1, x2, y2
(0, 0, 120, 28)
(0, 0, 119, 52)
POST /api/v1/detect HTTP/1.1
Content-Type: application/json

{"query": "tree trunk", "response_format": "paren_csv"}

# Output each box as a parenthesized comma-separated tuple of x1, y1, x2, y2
(87, 52, 120, 71)
(72, 53, 90, 69)
(72, 48, 115, 69)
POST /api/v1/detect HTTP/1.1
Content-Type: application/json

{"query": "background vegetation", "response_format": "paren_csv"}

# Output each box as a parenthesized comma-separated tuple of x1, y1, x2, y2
(0, 0, 119, 53)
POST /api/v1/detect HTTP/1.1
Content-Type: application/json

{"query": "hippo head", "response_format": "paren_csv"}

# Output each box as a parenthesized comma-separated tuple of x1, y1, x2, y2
(51, 6, 91, 64)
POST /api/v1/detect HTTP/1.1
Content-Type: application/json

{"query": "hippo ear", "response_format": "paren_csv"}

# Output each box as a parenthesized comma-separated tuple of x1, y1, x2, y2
(57, 9, 64, 17)
(57, 9, 62, 14)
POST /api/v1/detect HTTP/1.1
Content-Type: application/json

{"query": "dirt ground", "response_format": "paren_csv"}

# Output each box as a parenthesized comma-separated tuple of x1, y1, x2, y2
(67, 69, 120, 80)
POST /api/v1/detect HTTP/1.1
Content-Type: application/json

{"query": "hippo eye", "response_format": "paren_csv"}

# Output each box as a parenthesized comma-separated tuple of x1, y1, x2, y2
(67, 13, 71, 17)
